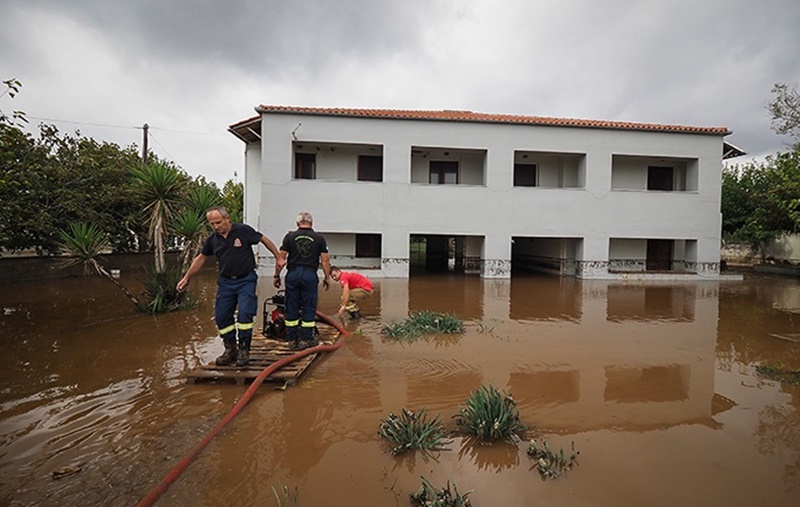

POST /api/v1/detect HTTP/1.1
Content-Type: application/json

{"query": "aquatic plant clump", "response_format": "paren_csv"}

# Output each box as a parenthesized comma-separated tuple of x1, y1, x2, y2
(271, 484, 299, 507)
(381, 311, 465, 340)
(378, 408, 451, 455)
(527, 439, 580, 479)
(453, 384, 528, 443)
(755, 364, 800, 385)
(411, 476, 473, 507)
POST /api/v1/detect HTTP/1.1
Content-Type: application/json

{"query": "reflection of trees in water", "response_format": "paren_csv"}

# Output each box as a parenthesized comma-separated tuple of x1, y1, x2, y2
(717, 281, 800, 368)
(755, 396, 800, 491)
(456, 439, 519, 472)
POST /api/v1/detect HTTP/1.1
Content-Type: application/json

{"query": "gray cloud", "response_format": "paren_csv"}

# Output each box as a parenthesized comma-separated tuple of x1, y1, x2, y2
(1, 0, 798, 184)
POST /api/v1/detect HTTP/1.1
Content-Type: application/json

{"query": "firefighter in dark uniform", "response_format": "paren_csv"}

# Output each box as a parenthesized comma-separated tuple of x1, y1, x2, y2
(274, 211, 331, 350)
(177, 206, 284, 367)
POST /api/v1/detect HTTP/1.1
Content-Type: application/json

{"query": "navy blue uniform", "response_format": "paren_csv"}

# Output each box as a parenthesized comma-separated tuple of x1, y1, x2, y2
(201, 223, 263, 345)
(279, 228, 328, 342)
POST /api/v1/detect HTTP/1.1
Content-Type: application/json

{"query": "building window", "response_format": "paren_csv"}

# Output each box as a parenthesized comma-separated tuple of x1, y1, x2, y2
(647, 166, 673, 191)
(358, 155, 383, 182)
(514, 163, 537, 186)
(295, 153, 316, 179)
(429, 161, 458, 184)
(356, 234, 381, 257)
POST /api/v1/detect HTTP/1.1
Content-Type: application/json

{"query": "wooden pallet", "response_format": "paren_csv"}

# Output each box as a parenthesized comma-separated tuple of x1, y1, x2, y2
(187, 326, 340, 385)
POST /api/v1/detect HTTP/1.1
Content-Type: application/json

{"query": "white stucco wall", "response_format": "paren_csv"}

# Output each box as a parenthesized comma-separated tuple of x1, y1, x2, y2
(242, 112, 726, 279)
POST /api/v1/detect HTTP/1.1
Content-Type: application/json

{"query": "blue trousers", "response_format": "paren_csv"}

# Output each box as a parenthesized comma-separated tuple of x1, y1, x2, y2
(284, 267, 318, 341)
(215, 271, 258, 346)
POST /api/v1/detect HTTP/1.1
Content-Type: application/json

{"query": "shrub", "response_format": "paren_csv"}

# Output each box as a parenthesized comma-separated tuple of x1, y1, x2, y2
(411, 476, 472, 507)
(527, 439, 580, 479)
(453, 385, 528, 443)
(378, 408, 451, 456)
(382, 311, 465, 340)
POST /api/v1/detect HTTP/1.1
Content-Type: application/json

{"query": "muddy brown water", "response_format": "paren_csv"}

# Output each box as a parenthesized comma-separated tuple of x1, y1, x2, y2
(1, 271, 799, 506)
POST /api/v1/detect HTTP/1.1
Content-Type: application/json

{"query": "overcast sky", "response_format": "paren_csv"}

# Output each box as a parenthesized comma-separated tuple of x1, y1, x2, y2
(2, 0, 799, 185)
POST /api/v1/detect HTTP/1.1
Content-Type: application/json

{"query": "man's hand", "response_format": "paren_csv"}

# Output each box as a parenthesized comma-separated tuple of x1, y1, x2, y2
(177, 277, 189, 292)
(322, 278, 330, 291)
(273, 277, 281, 289)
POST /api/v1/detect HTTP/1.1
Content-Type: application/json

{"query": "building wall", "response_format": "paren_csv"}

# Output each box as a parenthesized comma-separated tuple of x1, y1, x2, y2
(246, 113, 726, 279)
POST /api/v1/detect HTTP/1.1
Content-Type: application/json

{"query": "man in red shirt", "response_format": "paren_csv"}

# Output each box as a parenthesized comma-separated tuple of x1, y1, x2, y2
(330, 266, 373, 319)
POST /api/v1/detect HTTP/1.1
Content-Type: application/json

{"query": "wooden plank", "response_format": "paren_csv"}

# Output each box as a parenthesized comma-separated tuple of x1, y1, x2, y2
(187, 326, 340, 385)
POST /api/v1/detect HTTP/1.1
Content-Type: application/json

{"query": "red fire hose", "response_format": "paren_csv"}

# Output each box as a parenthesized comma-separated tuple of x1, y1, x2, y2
(136, 313, 349, 507)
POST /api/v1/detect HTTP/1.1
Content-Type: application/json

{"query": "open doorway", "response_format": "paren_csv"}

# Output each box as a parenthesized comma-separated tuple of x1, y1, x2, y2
(410, 234, 481, 275)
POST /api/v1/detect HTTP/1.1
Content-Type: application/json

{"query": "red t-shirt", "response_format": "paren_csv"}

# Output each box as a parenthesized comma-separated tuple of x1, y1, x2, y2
(338, 271, 373, 291)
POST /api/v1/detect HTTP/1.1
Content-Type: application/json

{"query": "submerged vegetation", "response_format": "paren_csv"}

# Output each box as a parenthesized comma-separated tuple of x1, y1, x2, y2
(378, 408, 451, 456)
(454, 385, 528, 443)
(381, 311, 465, 340)
(271, 485, 299, 507)
(527, 439, 580, 479)
(411, 476, 473, 507)
(755, 364, 800, 385)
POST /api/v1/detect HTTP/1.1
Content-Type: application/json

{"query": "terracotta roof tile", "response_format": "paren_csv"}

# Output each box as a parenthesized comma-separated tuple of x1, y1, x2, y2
(249, 105, 730, 135)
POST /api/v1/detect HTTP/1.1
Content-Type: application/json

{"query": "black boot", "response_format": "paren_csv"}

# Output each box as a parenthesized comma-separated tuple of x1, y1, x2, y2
(215, 337, 238, 366)
(236, 336, 251, 367)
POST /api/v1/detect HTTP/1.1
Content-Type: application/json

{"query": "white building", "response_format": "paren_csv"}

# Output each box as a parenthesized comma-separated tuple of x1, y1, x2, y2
(229, 106, 743, 280)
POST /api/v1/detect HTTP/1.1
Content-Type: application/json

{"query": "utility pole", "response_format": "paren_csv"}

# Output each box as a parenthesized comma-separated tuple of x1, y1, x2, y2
(142, 123, 149, 163)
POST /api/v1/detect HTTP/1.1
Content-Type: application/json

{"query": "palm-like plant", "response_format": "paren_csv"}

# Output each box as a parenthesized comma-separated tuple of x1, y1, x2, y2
(59, 222, 140, 306)
(130, 159, 186, 274)
(173, 209, 208, 272)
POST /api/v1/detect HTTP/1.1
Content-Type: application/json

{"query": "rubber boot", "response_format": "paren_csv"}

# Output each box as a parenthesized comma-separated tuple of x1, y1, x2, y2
(236, 336, 251, 368)
(215, 337, 238, 366)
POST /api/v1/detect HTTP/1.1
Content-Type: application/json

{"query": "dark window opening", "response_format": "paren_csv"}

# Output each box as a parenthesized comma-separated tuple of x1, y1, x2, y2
(648, 166, 673, 191)
(358, 155, 383, 182)
(295, 153, 316, 179)
(356, 234, 381, 257)
(514, 163, 537, 186)
(429, 161, 458, 184)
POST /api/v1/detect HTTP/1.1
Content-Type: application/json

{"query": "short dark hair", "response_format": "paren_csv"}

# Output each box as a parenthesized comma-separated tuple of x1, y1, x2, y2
(331, 266, 341, 273)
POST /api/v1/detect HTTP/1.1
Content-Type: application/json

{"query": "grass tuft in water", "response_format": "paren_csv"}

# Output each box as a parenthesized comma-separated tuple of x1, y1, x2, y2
(527, 439, 580, 479)
(755, 364, 800, 385)
(378, 408, 451, 455)
(381, 311, 465, 340)
(453, 384, 528, 443)
(411, 476, 473, 507)
(271, 484, 299, 507)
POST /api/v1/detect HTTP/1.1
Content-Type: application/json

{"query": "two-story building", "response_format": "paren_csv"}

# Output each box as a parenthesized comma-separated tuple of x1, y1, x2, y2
(228, 106, 742, 280)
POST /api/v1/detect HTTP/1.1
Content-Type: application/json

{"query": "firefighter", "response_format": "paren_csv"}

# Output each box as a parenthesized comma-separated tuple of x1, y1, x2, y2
(177, 206, 284, 367)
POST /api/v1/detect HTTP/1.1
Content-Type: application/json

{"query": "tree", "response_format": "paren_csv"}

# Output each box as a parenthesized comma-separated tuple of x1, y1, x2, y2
(722, 145, 800, 258)
(0, 77, 27, 128)
(130, 158, 187, 274)
(768, 82, 800, 142)
(221, 179, 244, 223)
(0, 123, 144, 254)
(174, 180, 221, 271)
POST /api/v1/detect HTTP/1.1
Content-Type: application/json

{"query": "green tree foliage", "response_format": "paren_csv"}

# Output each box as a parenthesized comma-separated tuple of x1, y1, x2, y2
(0, 77, 27, 128)
(130, 158, 187, 273)
(722, 145, 800, 255)
(221, 179, 244, 223)
(0, 124, 144, 254)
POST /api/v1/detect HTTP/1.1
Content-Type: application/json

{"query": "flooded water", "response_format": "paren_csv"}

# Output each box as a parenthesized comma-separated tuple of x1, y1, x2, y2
(1, 270, 799, 506)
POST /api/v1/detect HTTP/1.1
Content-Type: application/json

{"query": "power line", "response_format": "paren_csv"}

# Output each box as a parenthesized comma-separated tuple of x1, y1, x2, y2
(26, 115, 141, 130)
(26, 116, 228, 136)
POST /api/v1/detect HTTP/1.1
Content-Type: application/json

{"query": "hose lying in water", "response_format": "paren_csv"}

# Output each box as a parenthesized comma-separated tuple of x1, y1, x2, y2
(136, 312, 349, 507)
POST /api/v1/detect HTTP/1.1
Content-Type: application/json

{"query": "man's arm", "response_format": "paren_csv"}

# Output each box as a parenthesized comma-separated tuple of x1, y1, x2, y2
(177, 254, 208, 291)
(338, 281, 350, 315)
(273, 250, 287, 288)
(320, 252, 331, 291)
(260, 234, 285, 269)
